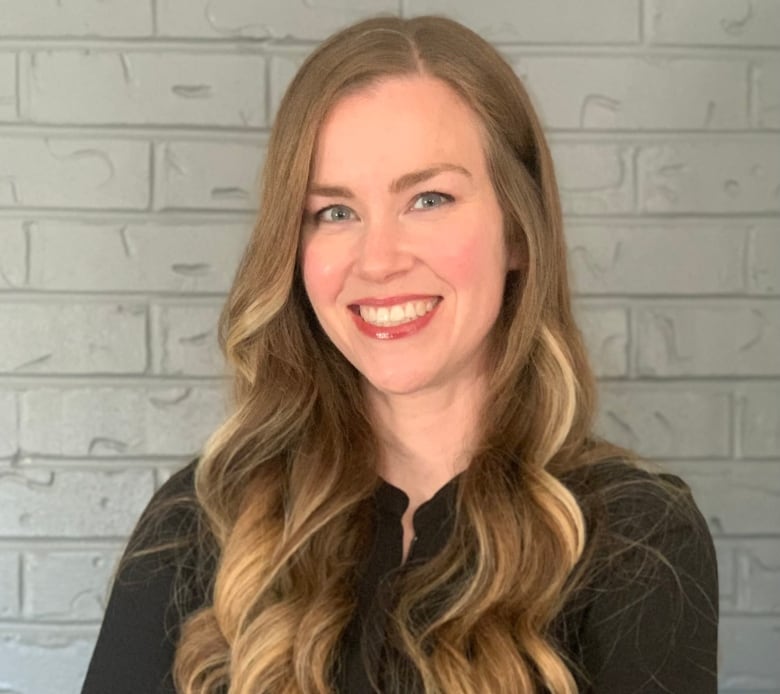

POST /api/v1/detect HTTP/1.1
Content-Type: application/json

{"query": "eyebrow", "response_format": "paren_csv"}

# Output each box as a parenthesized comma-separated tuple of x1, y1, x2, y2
(307, 163, 472, 198)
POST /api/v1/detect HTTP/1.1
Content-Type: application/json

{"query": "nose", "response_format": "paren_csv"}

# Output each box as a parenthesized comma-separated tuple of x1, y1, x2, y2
(354, 216, 413, 282)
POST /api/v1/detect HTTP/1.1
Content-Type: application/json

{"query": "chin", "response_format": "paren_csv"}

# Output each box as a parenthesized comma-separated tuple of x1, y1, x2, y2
(361, 368, 433, 397)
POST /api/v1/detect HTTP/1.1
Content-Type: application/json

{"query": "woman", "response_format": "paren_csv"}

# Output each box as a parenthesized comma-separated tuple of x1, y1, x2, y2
(82, 14, 718, 694)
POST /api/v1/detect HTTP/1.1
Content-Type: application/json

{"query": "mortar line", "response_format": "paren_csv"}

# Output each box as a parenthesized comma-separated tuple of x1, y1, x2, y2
(0, 36, 776, 54)
(151, 0, 159, 37)
(147, 140, 156, 212)
(13, 50, 20, 121)
(16, 552, 24, 617)
(747, 60, 758, 128)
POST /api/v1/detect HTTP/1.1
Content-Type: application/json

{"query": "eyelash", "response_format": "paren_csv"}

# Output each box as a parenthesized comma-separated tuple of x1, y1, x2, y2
(311, 190, 454, 224)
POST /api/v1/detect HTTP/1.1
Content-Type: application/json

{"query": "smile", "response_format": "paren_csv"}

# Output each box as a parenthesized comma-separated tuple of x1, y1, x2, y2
(348, 296, 442, 340)
(357, 299, 438, 327)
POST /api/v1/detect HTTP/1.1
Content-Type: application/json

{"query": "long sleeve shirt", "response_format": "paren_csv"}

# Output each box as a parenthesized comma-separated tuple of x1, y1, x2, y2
(81, 460, 718, 693)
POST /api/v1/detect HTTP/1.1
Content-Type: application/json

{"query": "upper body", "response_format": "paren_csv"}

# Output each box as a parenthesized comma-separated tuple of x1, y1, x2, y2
(82, 457, 718, 694)
(83, 13, 719, 693)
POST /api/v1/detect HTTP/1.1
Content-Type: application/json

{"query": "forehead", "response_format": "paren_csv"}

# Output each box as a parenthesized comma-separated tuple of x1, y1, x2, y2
(310, 76, 488, 182)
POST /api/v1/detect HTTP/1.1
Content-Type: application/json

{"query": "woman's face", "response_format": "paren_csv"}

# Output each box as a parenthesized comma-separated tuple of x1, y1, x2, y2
(300, 75, 512, 397)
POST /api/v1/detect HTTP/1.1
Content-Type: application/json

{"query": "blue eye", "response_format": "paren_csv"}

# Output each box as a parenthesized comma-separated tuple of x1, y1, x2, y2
(412, 191, 454, 210)
(315, 204, 355, 224)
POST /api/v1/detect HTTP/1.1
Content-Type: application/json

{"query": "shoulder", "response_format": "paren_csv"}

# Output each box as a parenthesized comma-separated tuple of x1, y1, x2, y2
(561, 459, 719, 692)
(81, 458, 210, 693)
(103, 456, 213, 640)
(145, 457, 199, 521)
(117, 457, 215, 611)
(566, 458, 716, 602)
(122, 458, 201, 566)
(119, 456, 209, 599)
(564, 457, 710, 544)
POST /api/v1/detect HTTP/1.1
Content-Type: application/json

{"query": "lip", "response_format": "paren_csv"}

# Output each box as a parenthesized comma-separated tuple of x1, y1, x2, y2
(350, 298, 441, 340)
(348, 294, 441, 308)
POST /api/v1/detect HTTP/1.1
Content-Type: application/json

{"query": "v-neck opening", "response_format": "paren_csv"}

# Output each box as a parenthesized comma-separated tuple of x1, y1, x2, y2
(373, 472, 463, 527)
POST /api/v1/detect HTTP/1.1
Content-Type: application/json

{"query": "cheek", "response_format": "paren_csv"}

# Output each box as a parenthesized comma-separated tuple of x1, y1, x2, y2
(424, 227, 507, 288)
(300, 235, 349, 306)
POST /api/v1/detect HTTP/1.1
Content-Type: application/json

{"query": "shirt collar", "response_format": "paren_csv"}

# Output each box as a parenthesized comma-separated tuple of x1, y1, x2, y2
(373, 472, 463, 526)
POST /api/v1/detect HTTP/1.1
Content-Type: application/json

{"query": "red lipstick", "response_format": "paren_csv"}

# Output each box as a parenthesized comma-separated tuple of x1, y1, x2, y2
(349, 297, 441, 340)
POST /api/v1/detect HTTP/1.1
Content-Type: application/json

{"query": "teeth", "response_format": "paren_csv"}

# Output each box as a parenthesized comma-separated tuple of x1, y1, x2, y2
(358, 299, 438, 327)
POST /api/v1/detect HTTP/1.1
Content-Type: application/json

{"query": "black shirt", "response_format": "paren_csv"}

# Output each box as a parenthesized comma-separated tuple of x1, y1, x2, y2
(82, 461, 718, 693)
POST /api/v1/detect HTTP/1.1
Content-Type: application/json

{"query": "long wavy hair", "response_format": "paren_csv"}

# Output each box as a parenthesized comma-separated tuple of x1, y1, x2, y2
(120, 14, 709, 694)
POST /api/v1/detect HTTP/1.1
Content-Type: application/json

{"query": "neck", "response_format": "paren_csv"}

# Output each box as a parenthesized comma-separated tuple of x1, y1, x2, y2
(366, 376, 485, 510)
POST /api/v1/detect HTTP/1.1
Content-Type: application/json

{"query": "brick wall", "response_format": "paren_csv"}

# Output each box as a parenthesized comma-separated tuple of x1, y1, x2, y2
(0, 1, 778, 692)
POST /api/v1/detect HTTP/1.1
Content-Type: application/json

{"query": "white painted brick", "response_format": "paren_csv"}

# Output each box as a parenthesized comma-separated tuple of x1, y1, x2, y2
(0, 137, 150, 209)
(0, 629, 97, 694)
(23, 549, 121, 620)
(0, 0, 153, 37)
(20, 386, 226, 456)
(23, 51, 265, 127)
(715, 539, 780, 614)
(739, 386, 780, 458)
(269, 52, 307, 123)
(0, 390, 18, 458)
(567, 223, 746, 295)
(552, 142, 634, 214)
(154, 303, 224, 376)
(26, 219, 248, 293)
(596, 386, 731, 458)
(0, 468, 154, 537)
(663, 461, 780, 536)
(573, 304, 628, 377)
(719, 617, 780, 690)
(747, 223, 780, 294)
(752, 58, 780, 130)
(157, 0, 399, 39)
(154, 140, 264, 211)
(0, 552, 19, 617)
(0, 220, 28, 289)
(272, 52, 749, 132)
(637, 138, 780, 214)
(735, 541, 780, 615)
(636, 302, 780, 377)
(646, 0, 780, 47)
(405, 0, 640, 43)
(510, 55, 747, 131)
(0, 302, 147, 375)
(0, 53, 16, 121)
